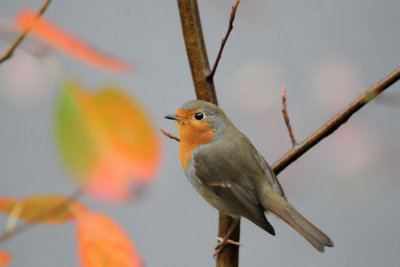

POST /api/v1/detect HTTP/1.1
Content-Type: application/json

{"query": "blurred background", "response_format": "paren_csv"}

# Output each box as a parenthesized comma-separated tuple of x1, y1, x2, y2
(0, 0, 399, 266)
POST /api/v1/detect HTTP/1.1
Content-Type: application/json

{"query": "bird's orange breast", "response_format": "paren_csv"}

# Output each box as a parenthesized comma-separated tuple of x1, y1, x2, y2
(176, 109, 215, 170)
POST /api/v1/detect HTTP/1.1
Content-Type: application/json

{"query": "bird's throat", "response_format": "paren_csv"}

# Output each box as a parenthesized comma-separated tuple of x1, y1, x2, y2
(178, 128, 215, 170)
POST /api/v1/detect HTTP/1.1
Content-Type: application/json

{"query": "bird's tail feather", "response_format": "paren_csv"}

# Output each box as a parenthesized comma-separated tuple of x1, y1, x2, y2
(259, 188, 334, 252)
(280, 204, 334, 252)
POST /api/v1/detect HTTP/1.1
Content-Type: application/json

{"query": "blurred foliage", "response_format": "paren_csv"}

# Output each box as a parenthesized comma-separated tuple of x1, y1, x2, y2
(0, 250, 11, 267)
(0, 195, 86, 224)
(77, 212, 142, 267)
(16, 9, 132, 73)
(56, 83, 162, 202)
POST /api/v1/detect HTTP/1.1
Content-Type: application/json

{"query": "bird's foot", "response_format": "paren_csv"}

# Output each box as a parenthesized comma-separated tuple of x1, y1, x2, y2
(213, 235, 241, 258)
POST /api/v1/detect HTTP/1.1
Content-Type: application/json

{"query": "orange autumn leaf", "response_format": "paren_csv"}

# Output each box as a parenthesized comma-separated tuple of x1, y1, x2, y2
(15, 10, 132, 74)
(56, 83, 162, 202)
(76, 212, 142, 267)
(0, 250, 11, 267)
(0, 195, 87, 224)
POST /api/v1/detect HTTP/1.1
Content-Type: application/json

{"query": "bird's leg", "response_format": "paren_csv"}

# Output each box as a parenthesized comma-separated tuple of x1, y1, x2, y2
(213, 218, 240, 258)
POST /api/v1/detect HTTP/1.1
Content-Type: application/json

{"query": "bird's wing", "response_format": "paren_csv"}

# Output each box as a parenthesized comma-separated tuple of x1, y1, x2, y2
(197, 131, 286, 197)
(193, 130, 286, 207)
(193, 137, 256, 191)
(258, 154, 286, 199)
(192, 136, 278, 234)
(231, 131, 286, 199)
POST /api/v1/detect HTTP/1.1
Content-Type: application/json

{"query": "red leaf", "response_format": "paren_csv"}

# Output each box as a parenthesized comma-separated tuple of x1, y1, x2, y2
(15, 10, 132, 74)
(0, 250, 11, 266)
(76, 212, 142, 267)
(0, 195, 87, 224)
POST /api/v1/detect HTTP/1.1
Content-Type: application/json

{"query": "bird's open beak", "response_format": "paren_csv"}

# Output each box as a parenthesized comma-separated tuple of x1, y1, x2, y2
(164, 114, 182, 121)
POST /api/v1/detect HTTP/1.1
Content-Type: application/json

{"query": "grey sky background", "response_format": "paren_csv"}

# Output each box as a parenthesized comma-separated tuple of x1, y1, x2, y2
(0, 0, 399, 266)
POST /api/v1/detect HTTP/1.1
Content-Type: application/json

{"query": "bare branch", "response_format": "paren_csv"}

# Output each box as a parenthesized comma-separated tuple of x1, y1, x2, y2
(281, 85, 297, 147)
(208, 0, 240, 80)
(272, 66, 400, 175)
(0, 0, 52, 64)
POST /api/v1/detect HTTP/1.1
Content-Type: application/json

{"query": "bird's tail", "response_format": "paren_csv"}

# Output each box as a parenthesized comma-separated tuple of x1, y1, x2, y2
(259, 188, 334, 252)
(279, 203, 333, 252)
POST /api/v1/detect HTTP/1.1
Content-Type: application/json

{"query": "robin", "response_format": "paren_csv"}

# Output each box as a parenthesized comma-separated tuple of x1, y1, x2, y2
(165, 100, 333, 255)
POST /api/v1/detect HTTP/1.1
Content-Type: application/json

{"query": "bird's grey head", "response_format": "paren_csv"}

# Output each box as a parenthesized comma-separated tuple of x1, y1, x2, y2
(177, 100, 234, 138)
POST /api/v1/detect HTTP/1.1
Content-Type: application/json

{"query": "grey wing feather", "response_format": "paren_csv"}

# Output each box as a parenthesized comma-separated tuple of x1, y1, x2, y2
(193, 130, 286, 198)
(192, 132, 285, 235)
(193, 136, 255, 190)
(259, 154, 286, 199)
(194, 150, 275, 234)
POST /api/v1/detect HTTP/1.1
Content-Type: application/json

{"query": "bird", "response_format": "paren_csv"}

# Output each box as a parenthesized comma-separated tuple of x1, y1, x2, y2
(165, 99, 333, 255)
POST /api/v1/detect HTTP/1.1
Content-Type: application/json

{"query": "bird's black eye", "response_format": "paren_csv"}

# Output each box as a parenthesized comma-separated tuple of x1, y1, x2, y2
(194, 112, 204, 120)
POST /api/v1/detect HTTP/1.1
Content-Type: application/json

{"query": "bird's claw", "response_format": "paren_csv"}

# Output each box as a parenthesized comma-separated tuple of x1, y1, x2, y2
(214, 235, 241, 246)
(213, 235, 241, 258)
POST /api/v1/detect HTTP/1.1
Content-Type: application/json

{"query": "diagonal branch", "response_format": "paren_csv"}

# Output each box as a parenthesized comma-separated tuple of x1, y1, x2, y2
(208, 0, 240, 80)
(272, 66, 400, 175)
(0, 0, 52, 64)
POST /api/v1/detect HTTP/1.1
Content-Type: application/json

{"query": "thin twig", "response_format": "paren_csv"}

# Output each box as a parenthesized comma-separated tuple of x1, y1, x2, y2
(0, 0, 52, 64)
(0, 187, 83, 244)
(208, 0, 240, 80)
(281, 85, 297, 147)
(272, 66, 400, 175)
(160, 129, 180, 142)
